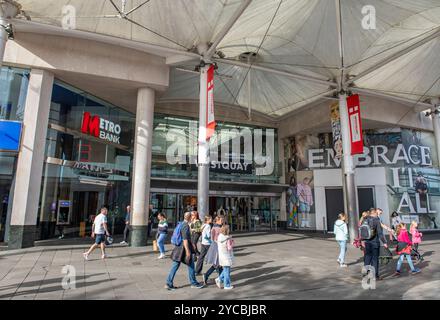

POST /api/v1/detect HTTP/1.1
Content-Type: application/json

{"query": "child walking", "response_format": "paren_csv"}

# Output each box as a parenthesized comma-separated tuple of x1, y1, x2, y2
(216, 224, 234, 290)
(394, 223, 421, 276)
(334, 213, 348, 267)
(410, 221, 423, 262)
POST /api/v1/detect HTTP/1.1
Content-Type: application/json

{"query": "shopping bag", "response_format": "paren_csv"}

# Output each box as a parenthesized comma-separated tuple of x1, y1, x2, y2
(153, 240, 158, 252)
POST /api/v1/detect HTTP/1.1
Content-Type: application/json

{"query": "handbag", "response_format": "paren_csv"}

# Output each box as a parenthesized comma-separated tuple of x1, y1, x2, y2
(396, 241, 411, 255)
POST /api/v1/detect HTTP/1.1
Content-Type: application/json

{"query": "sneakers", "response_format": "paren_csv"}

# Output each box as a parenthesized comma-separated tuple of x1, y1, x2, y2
(411, 268, 421, 275)
(83, 253, 89, 260)
(224, 286, 234, 290)
(165, 284, 178, 291)
(339, 264, 348, 268)
(191, 283, 204, 289)
(215, 277, 222, 289)
(158, 254, 165, 259)
(120, 241, 128, 245)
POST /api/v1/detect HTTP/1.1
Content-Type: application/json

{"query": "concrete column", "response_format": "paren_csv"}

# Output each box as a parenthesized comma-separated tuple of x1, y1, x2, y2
(8, 69, 54, 249)
(431, 104, 440, 167)
(339, 93, 359, 242)
(0, 18, 7, 63)
(130, 87, 155, 247)
(197, 65, 210, 221)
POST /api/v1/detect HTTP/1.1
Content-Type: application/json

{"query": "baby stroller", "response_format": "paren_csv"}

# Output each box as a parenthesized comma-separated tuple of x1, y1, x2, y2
(411, 246, 423, 263)
(379, 245, 393, 266)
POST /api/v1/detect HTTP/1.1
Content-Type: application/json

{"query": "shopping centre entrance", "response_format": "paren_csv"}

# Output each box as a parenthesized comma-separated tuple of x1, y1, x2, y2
(150, 190, 281, 232)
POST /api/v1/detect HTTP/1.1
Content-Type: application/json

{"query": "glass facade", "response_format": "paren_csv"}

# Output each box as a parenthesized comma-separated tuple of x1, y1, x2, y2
(2, 69, 282, 240)
(38, 81, 135, 239)
(0, 67, 30, 241)
(151, 114, 280, 183)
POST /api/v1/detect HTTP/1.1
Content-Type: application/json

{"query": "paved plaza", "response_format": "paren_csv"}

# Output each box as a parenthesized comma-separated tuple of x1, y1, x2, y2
(0, 231, 439, 300)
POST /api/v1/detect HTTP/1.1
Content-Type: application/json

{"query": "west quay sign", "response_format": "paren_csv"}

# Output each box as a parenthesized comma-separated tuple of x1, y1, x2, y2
(308, 144, 432, 168)
(165, 122, 275, 176)
(81, 112, 121, 144)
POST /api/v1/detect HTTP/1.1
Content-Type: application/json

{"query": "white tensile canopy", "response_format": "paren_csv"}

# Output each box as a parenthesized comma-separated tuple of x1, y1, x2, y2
(6, 0, 440, 118)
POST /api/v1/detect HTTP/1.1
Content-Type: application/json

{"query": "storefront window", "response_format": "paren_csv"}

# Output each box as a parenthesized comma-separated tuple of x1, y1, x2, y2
(38, 80, 135, 239)
(0, 67, 30, 121)
(152, 114, 280, 183)
(286, 128, 440, 231)
(0, 66, 30, 241)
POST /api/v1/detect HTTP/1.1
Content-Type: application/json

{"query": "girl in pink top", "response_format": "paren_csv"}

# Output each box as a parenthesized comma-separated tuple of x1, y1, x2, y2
(394, 223, 420, 276)
(410, 221, 423, 261)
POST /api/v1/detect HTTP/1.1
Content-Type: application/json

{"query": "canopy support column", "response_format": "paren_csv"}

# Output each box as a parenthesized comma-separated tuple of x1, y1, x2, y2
(339, 92, 359, 242)
(197, 64, 210, 220)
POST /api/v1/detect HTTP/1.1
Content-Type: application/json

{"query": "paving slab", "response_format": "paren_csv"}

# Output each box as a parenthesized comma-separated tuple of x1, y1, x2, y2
(1, 231, 439, 300)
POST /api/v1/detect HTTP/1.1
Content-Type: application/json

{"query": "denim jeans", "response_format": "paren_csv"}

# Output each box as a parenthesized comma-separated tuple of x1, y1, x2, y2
(396, 254, 416, 272)
(166, 260, 198, 287)
(205, 265, 222, 279)
(157, 233, 166, 254)
(337, 240, 347, 264)
(219, 266, 231, 288)
(364, 241, 380, 278)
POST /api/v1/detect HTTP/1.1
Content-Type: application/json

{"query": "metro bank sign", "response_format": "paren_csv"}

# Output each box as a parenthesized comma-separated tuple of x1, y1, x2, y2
(81, 112, 121, 144)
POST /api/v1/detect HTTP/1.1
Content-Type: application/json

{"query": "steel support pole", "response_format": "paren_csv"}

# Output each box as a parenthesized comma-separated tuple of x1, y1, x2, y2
(432, 103, 440, 167)
(339, 93, 359, 242)
(197, 65, 210, 221)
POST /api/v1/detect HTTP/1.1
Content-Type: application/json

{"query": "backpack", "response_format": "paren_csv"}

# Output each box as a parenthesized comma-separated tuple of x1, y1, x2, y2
(171, 222, 183, 246)
(359, 218, 376, 241)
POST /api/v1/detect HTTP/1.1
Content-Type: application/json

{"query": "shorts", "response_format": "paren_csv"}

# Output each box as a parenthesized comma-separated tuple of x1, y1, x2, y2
(95, 234, 106, 244)
(299, 202, 310, 214)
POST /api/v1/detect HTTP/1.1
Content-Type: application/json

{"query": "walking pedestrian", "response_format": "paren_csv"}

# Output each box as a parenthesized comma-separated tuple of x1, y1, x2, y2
(203, 215, 225, 285)
(334, 213, 348, 267)
(363, 208, 388, 280)
(157, 213, 168, 259)
(353, 211, 369, 252)
(195, 215, 213, 275)
(120, 205, 130, 245)
(190, 211, 202, 257)
(215, 224, 235, 290)
(147, 204, 155, 239)
(394, 223, 421, 276)
(410, 221, 423, 261)
(165, 212, 204, 290)
(83, 206, 110, 260)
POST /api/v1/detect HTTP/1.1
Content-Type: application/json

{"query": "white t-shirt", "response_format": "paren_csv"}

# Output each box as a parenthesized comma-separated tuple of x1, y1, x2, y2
(93, 213, 107, 234)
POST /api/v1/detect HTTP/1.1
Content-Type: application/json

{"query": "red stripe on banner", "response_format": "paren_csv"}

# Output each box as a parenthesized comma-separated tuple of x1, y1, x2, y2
(347, 94, 364, 155)
(206, 65, 216, 141)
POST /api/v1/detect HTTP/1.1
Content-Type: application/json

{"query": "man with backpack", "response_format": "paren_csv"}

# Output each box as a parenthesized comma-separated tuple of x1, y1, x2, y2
(165, 212, 204, 290)
(360, 208, 388, 280)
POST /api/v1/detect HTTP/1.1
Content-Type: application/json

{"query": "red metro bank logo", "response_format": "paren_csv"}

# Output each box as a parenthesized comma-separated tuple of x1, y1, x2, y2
(81, 112, 121, 144)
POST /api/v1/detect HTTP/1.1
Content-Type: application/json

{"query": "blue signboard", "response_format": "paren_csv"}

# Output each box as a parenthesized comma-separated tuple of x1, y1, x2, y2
(0, 120, 22, 152)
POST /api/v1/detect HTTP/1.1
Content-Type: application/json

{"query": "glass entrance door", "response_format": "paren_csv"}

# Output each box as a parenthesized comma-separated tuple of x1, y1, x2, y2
(0, 181, 11, 242)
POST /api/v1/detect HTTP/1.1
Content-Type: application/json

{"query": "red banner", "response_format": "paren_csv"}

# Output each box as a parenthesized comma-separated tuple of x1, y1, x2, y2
(206, 65, 216, 141)
(347, 94, 364, 155)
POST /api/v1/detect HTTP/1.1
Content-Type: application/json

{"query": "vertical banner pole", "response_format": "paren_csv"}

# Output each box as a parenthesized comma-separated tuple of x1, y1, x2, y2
(197, 64, 210, 221)
(339, 92, 359, 242)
